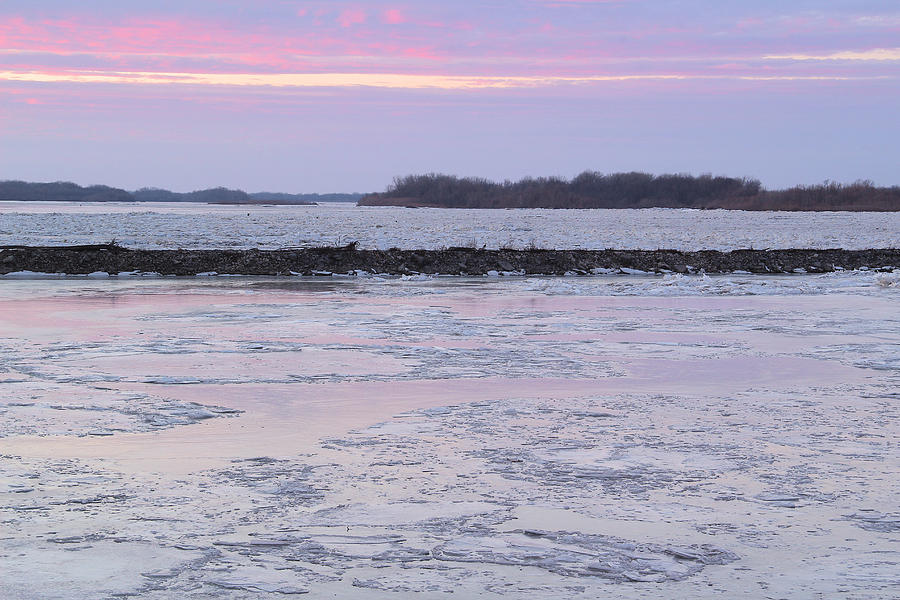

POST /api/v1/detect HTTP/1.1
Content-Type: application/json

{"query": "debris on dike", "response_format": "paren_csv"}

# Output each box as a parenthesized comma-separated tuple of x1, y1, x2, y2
(0, 243, 898, 277)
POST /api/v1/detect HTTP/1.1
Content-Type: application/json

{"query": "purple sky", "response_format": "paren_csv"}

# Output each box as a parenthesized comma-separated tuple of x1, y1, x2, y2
(1, 0, 897, 192)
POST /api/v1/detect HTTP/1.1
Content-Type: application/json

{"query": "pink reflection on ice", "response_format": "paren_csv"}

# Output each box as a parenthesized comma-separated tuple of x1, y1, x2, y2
(0, 280, 883, 477)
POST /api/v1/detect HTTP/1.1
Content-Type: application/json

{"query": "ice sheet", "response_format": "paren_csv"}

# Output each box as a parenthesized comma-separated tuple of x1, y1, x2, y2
(1, 274, 897, 599)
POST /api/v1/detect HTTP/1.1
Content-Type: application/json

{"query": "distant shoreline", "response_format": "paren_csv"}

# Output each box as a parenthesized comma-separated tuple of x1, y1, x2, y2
(0, 199, 357, 205)
(4, 173, 899, 210)
(360, 172, 900, 211)
(1, 244, 897, 277)
(0, 181, 362, 205)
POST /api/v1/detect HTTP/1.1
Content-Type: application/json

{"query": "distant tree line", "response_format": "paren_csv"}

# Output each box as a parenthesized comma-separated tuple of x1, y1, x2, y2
(248, 192, 362, 204)
(0, 180, 133, 202)
(712, 180, 900, 211)
(4, 176, 897, 210)
(0, 181, 360, 205)
(132, 187, 250, 203)
(358, 172, 900, 211)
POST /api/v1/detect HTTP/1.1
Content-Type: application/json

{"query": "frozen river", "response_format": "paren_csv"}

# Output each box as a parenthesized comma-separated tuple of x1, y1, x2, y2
(1, 272, 898, 599)
(1, 201, 898, 250)
(0, 203, 898, 598)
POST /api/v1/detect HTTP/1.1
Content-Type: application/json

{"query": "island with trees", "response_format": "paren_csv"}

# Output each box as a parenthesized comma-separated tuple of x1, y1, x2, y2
(358, 172, 900, 211)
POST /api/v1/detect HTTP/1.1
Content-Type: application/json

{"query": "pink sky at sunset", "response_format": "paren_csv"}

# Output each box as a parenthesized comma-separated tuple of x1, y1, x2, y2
(1, 0, 897, 192)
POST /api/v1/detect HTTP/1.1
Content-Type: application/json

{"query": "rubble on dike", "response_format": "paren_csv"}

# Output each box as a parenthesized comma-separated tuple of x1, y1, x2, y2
(0, 243, 898, 277)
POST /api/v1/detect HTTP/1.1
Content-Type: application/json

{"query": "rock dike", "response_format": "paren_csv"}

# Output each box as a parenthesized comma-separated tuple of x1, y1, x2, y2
(0, 244, 898, 276)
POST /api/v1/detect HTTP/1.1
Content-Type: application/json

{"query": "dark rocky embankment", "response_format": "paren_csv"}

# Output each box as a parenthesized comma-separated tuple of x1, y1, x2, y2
(1, 244, 898, 276)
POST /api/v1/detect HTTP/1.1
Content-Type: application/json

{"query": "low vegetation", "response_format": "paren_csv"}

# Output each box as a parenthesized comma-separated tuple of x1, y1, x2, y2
(359, 172, 900, 211)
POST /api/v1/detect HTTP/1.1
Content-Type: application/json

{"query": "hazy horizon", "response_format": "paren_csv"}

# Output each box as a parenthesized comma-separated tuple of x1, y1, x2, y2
(1, 169, 897, 197)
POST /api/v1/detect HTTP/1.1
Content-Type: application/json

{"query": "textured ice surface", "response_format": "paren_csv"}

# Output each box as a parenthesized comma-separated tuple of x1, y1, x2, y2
(431, 530, 738, 581)
(1, 275, 897, 599)
(1, 201, 898, 250)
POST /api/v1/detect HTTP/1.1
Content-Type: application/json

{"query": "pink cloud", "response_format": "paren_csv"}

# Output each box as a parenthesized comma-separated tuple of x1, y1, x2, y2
(383, 9, 407, 25)
(0, 8, 895, 89)
(338, 9, 367, 28)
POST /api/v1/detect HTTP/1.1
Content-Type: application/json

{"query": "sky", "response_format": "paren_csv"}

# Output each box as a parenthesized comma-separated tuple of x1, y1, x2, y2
(0, 1, 897, 193)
